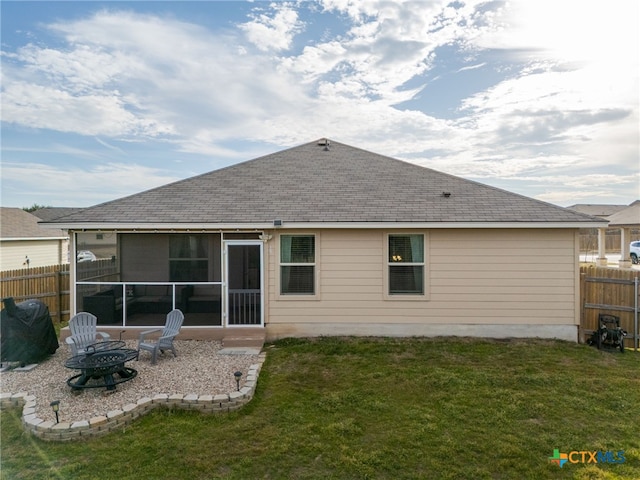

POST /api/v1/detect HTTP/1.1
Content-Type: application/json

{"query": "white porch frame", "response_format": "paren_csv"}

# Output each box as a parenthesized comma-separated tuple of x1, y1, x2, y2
(223, 239, 265, 328)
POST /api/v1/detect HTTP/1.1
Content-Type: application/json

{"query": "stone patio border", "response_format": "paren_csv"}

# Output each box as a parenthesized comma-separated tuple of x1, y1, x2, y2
(0, 352, 266, 441)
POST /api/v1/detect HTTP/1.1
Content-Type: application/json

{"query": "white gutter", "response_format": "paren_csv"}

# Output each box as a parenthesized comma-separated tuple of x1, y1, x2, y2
(40, 221, 609, 231)
(39, 223, 276, 231)
(279, 221, 610, 229)
(0, 236, 68, 241)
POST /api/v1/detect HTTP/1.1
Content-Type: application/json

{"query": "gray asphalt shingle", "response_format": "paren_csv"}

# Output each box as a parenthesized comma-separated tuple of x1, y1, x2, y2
(1, 208, 67, 238)
(45, 140, 603, 226)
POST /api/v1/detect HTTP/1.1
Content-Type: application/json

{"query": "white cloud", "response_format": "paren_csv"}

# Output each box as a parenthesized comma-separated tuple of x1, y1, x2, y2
(302, 1, 455, 101)
(239, 2, 304, 52)
(457, 62, 486, 73)
(478, 0, 638, 66)
(280, 40, 347, 80)
(520, 172, 639, 205)
(1, 80, 175, 137)
(0, 161, 181, 207)
(2, 9, 311, 142)
(0, 3, 503, 147)
(8, 44, 125, 92)
(467, 0, 639, 155)
(1, 1, 638, 207)
(49, 9, 215, 62)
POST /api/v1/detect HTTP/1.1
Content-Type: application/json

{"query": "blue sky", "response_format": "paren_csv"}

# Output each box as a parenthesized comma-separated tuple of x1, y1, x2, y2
(1, 0, 638, 208)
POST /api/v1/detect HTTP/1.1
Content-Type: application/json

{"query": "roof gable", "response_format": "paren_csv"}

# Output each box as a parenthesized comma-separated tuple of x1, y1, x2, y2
(32, 207, 83, 222)
(606, 202, 640, 227)
(44, 140, 604, 227)
(1, 208, 67, 239)
(566, 204, 628, 217)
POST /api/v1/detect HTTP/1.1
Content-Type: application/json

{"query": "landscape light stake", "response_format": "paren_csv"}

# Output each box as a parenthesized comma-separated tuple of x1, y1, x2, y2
(234, 371, 242, 391)
(50, 400, 60, 423)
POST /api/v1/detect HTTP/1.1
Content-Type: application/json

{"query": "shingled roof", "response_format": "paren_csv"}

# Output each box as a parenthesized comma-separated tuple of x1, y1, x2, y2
(566, 204, 628, 218)
(43, 140, 605, 228)
(32, 207, 83, 222)
(1, 208, 67, 239)
(606, 201, 640, 228)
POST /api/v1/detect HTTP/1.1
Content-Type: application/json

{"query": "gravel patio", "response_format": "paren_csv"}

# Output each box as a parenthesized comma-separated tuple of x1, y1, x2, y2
(0, 340, 261, 425)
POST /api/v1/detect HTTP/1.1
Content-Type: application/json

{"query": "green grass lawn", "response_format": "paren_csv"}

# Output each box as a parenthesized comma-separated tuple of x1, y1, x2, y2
(2, 337, 639, 479)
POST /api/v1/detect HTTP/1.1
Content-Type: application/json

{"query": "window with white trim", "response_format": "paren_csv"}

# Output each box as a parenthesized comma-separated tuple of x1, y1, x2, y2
(388, 234, 424, 295)
(280, 235, 315, 295)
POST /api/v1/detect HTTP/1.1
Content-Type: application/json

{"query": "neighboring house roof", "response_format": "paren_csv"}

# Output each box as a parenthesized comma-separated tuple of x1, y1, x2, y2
(606, 202, 640, 228)
(32, 207, 83, 222)
(42, 139, 606, 229)
(0, 208, 67, 240)
(566, 204, 628, 218)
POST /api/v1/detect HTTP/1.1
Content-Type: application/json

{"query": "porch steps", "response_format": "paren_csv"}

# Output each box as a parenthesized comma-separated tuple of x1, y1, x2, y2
(222, 328, 266, 350)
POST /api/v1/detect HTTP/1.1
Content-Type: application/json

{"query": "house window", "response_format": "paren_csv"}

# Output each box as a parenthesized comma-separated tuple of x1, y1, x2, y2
(280, 235, 315, 295)
(388, 234, 424, 295)
(169, 235, 208, 281)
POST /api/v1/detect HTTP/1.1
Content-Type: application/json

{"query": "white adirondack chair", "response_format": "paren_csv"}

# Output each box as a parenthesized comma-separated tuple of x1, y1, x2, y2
(137, 309, 184, 365)
(65, 312, 111, 356)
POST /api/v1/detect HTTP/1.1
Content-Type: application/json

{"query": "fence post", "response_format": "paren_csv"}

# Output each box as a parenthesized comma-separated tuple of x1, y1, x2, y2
(635, 276, 639, 351)
(56, 269, 62, 325)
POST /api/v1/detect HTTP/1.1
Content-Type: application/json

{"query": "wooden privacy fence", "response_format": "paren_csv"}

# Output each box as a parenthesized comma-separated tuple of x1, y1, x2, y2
(580, 265, 640, 350)
(0, 264, 70, 324)
(0, 260, 117, 324)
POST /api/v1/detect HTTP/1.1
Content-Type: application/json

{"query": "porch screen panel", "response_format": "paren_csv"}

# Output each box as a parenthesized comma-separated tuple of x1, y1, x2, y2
(76, 231, 119, 281)
(280, 235, 315, 295)
(388, 234, 424, 295)
(169, 235, 208, 282)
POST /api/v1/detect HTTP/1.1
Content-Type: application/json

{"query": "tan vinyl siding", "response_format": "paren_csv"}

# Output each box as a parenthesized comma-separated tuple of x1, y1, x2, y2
(266, 228, 578, 328)
(428, 229, 576, 324)
(0, 239, 66, 270)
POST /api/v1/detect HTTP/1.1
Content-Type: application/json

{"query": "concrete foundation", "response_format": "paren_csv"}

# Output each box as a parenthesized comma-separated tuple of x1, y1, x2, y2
(59, 326, 266, 348)
(265, 323, 579, 343)
(60, 323, 578, 347)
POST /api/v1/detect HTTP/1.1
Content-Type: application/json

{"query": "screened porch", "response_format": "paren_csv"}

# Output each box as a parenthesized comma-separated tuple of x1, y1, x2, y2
(75, 231, 263, 328)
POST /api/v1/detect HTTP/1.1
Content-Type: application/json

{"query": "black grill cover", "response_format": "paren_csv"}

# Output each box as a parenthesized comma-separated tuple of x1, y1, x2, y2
(1, 297, 59, 364)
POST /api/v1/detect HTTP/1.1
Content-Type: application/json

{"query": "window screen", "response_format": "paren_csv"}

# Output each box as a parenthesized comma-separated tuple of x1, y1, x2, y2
(280, 235, 315, 294)
(169, 235, 208, 281)
(388, 234, 424, 295)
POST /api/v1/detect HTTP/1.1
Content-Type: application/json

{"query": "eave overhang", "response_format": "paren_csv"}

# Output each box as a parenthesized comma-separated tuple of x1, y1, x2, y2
(40, 220, 609, 231)
(0, 236, 68, 241)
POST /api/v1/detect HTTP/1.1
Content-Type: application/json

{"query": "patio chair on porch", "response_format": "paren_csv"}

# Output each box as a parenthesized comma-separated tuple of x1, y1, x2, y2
(136, 309, 184, 365)
(65, 312, 111, 356)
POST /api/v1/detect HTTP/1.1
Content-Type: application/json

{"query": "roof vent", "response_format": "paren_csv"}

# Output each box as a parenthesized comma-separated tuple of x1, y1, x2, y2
(318, 138, 330, 151)
(442, 192, 451, 198)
